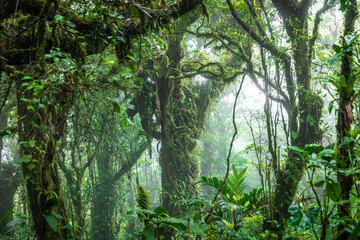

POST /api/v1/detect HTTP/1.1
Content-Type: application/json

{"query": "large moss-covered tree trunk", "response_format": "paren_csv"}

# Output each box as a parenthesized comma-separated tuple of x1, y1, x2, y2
(335, 1, 358, 238)
(159, 77, 225, 217)
(129, 13, 242, 220)
(3, 1, 78, 238)
(157, 27, 228, 216)
(16, 76, 73, 239)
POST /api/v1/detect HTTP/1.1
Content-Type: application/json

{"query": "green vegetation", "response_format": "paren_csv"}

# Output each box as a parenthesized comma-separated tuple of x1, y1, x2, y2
(0, 0, 359, 239)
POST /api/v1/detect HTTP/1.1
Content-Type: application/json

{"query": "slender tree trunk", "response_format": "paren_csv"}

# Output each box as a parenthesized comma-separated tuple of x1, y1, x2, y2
(126, 176, 136, 237)
(91, 141, 115, 240)
(91, 136, 146, 240)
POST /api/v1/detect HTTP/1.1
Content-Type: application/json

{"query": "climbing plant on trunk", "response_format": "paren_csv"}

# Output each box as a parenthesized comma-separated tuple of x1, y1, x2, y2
(334, 0, 358, 238)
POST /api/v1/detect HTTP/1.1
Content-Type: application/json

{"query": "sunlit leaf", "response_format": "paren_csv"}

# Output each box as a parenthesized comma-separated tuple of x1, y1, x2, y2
(21, 76, 33, 80)
(344, 32, 358, 46)
(54, 15, 64, 21)
(288, 146, 305, 153)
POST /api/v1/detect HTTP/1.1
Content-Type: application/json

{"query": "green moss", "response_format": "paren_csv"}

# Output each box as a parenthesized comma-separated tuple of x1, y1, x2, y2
(136, 185, 151, 224)
(137, 185, 150, 210)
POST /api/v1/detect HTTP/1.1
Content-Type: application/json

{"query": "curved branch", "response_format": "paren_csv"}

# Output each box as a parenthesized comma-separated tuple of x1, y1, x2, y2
(249, 71, 289, 111)
(112, 142, 147, 183)
(253, 70, 290, 104)
(309, 0, 331, 59)
(226, 0, 291, 61)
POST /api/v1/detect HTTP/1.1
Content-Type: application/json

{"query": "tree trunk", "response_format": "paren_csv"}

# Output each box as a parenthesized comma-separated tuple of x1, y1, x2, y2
(91, 142, 116, 240)
(16, 77, 72, 240)
(271, 3, 324, 225)
(336, 0, 358, 238)
(91, 135, 146, 240)
(160, 138, 200, 216)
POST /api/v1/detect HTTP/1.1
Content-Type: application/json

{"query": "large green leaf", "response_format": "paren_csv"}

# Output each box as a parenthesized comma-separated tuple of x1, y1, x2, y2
(318, 149, 336, 161)
(199, 165, 247, 204)
(227, 165, 247, 197)
(325, 179, 342, 202)
(154, 206, 168, 216)
(43, 214, 58, 232)
(198, 176, 232, 198)
(162, 217, 188, 232)
(304, 144, 324, 154)
(288, 204, 320, 232)
(162, 217, 205, 236)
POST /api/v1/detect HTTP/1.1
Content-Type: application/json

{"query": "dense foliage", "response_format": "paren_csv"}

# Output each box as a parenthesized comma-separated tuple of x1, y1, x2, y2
(0, 0, 359, 239)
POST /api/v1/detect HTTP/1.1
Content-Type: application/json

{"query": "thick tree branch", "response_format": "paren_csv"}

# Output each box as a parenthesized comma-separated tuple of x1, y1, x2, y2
(2, 0, 203, 65)
(179, 60, 244, 83)
(226, 0, 291, 61)
(243, 0, 269, 40)
(112, 142, 147, 183)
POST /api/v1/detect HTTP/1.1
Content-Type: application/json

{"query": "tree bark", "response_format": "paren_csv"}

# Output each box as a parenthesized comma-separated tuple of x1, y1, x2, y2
(157, 35, 226, 219)
(336, 0, 358, 238)
(91, 134, 147, 240)
(16, 76, 73, 239)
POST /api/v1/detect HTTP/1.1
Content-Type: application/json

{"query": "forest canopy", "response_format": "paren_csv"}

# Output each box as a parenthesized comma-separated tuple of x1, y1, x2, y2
(0, 0, 359, 239)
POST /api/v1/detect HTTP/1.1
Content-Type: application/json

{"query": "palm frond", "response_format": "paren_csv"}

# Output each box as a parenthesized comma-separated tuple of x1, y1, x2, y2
(227, 165, 247, 197)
